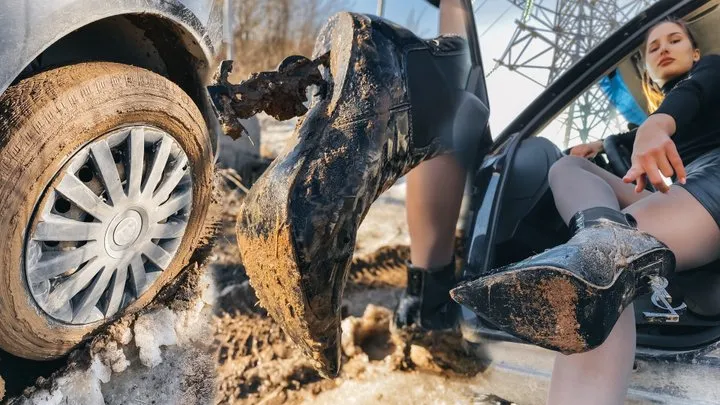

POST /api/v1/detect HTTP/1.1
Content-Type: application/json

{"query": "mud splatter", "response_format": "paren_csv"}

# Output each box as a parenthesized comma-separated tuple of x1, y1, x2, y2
(504, 273, 586, 354)
(539, 277, 583, 353)
(235, 218, 334, 373)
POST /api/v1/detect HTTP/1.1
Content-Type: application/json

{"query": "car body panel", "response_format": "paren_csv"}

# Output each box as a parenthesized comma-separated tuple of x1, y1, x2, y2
(0, 0, 225, 95)
(477, 339, 720, 405)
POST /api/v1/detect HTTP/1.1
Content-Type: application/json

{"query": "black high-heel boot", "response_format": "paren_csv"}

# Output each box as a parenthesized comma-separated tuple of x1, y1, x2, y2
(392, 261, 458, 331)
(450, 207, 675, 354)
(235, 11, 488, 377)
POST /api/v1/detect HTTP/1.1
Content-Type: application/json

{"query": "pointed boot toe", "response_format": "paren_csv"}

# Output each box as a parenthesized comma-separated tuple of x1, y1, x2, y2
(451, 208, 675, 354)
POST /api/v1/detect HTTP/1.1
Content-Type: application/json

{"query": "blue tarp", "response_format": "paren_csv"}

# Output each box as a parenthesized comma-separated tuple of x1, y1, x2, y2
(599, 69, 647, 125)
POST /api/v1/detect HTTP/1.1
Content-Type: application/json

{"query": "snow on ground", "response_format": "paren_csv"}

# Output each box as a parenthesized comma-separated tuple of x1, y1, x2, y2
(6, 116, 494, 405)
(8, 271, 218, 405)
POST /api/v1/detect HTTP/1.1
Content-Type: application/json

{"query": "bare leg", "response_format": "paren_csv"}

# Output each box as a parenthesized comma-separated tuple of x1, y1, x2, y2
(548, 305, 636, 405)
(547, 156, 720, 405)
(406, 154, 465, 268)
(407, 0, 468, 269)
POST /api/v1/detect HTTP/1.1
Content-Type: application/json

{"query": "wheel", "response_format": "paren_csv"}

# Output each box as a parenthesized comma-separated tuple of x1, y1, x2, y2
(0, 62, 214, 359)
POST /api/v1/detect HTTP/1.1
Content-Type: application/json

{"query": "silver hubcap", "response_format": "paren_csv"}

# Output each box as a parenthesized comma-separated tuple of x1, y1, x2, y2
(25, 126, 193, 325)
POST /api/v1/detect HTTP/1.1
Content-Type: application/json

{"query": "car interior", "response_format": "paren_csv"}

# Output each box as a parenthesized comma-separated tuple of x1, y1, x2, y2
(483, 1, 720, 355)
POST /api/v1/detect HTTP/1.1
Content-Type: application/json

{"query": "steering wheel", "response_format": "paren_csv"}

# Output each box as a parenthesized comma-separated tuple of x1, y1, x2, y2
(561, 145, 612, 173)
(602, 134, 632, 178)
(603, 134, 656, 192)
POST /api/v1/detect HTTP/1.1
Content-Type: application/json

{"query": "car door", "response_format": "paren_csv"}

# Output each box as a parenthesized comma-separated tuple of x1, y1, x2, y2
(459, 0, 712, 344)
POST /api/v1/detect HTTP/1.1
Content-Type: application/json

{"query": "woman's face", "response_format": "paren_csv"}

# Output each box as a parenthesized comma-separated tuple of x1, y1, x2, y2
(645, 22, 700, 87)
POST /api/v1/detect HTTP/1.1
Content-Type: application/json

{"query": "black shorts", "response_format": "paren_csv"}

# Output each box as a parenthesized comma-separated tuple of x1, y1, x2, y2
(677, 147, 720, 230)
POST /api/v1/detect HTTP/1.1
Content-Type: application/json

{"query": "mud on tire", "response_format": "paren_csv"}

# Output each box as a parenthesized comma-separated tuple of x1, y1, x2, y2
(0, 62, 214, 359)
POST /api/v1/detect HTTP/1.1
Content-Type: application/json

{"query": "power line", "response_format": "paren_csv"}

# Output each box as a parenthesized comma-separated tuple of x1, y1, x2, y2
(496, 0, 655, 145)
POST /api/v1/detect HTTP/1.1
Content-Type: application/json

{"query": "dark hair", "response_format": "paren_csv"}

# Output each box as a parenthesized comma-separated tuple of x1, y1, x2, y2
(641, 18, 699, 112)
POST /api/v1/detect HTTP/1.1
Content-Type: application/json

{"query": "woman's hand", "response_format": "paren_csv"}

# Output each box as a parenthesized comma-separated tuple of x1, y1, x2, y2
(569, 140, 603, 158)
(622, 113, 686, 193)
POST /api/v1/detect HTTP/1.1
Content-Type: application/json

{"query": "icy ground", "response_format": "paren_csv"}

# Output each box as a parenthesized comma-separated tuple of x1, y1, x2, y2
(2, 115, 506, 405)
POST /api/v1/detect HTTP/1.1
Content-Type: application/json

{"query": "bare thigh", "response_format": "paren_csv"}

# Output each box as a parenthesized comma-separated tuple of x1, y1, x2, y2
(624, 186, 720, 271)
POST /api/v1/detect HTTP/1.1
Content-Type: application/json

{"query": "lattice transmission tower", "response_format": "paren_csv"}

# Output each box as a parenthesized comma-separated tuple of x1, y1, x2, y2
(489, 0, 655, 147)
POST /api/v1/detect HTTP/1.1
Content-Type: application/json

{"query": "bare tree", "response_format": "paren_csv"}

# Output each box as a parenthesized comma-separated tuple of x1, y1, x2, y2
(230, 0, 349, 81)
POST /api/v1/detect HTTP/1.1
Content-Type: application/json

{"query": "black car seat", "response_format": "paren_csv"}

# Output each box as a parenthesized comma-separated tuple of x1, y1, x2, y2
(672, 262, 720, 317)
(492, 136, 568, 266)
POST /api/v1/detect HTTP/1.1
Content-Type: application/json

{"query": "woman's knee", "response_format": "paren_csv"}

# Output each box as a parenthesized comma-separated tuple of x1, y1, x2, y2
(625, 187, 720, 271)
(548, 155, 592, 188)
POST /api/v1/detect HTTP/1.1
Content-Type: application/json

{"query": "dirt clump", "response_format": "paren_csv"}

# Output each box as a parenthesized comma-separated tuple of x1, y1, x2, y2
(539, 277, 584, 353)
(341, 305, 488, 378)
(341, 304, 396, 361)
(213, 309, 331, 405)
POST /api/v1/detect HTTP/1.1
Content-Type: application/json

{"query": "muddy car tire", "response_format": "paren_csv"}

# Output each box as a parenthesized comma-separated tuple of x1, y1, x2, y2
(0, 62, 214, 359)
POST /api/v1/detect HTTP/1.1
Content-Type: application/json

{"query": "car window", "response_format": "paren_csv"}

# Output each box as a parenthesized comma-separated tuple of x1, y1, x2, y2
(474, 1, 656, 140)
(534, 60, 647, 150)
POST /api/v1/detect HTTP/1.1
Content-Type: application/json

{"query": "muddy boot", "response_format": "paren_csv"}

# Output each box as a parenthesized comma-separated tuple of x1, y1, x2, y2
(236, 12, 487, 378)
(392, 261, 458, 331)
(450, 207, 675, 354)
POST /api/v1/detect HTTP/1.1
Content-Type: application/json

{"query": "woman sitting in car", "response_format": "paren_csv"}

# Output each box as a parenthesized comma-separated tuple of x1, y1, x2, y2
(453, 18, 720, 405)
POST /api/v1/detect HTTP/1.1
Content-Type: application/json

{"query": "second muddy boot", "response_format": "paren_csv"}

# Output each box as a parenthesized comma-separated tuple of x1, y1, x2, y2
(392, 261, 458, 331)
(450, 207, 675, 354)
(236, 12, 488, 378)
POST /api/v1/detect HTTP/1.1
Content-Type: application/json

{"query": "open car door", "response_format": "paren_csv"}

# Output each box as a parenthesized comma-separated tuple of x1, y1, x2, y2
(458, 0, 720, 403)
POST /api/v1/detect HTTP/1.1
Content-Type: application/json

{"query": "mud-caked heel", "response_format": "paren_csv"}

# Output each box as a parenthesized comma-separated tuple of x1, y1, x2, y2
(450, 207, 675, 354)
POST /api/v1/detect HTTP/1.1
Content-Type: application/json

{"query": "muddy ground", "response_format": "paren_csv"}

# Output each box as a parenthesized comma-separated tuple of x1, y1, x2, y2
(1, 171, 508, 405)
(1, 116, 509, 404)
(209, 176, 495, 405)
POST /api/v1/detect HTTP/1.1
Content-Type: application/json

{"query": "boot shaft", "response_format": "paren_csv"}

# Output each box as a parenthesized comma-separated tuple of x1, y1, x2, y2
(306, 13, 476, 196)
(568, 206, 637, 235)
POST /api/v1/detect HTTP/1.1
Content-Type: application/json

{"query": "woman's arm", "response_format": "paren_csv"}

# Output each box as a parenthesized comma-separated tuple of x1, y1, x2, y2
(439, 0, 466, 37)
(620, 57, 720, 192)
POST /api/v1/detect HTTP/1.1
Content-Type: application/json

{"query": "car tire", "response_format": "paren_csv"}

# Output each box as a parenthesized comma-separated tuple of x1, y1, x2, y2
(0, 62, 214, 359)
